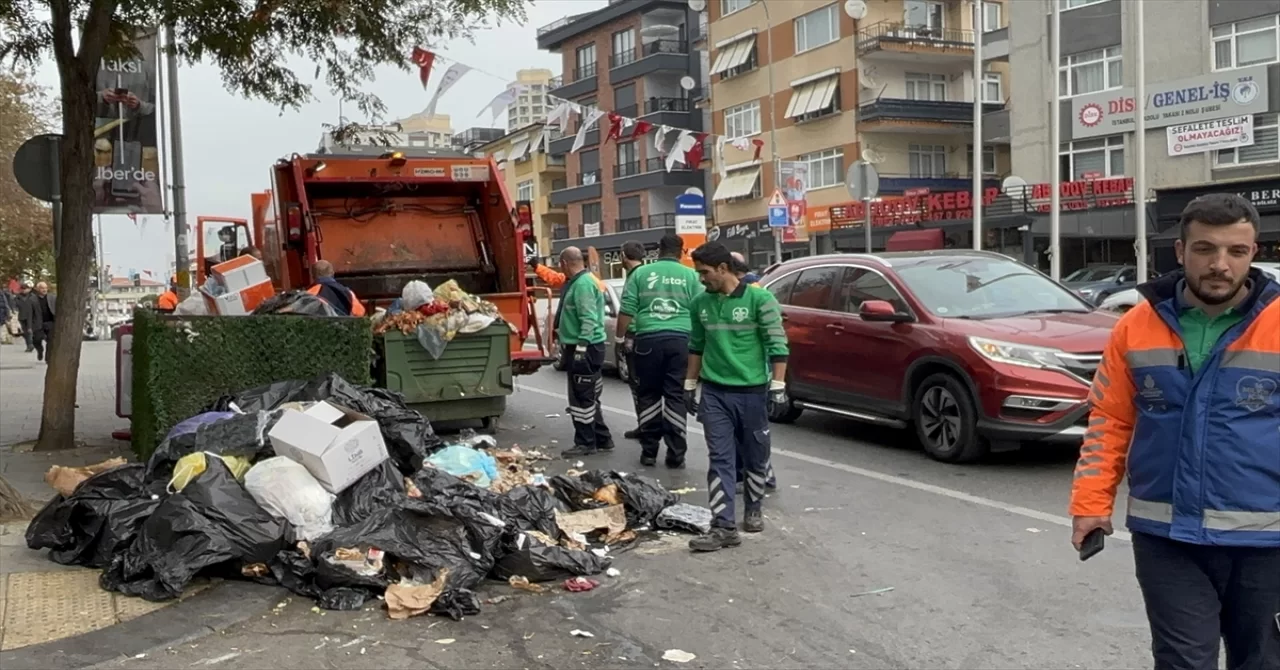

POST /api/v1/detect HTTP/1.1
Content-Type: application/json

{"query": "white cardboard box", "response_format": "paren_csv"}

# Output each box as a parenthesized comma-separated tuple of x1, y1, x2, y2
(267, 401, 389, 494)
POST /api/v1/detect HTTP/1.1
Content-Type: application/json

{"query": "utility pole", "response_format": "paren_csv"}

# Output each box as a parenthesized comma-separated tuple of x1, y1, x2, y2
(972, 0, 984, 250)
(1049, 1, 1062, 280)
(761, 0, 783, 264)
(165, 25, 190, 298)
(1134, 0, 1148, 282)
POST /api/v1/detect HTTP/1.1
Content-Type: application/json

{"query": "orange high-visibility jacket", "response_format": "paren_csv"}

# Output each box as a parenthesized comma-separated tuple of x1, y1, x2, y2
(535, 264, 605, 291)
(306, 283, 367, 317)
(156, 290, 179, 311)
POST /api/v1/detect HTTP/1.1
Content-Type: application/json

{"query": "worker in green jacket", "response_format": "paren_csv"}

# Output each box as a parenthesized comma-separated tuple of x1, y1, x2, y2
(685, 241, 789, 551)
(617, 234, 703, 468)
(556, 246, 614, 457)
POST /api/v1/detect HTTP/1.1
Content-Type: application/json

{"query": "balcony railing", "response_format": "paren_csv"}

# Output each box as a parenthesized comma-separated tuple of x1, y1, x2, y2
(856, 21, 974, 56)
(616, 104, 639, 118)
(552, 224, 570, 240)
(537, 13, 591, 37)
(572, 63, 598, 82)
(642, 39, 687, 56)
(643, 157, 694, 172)
(644, 97, 691, 114)
(858, 99, 1003, 125)
(550, 178, 567, 191)
(694, 17, 709, 41)
(616, 161, 643, 178)
(610, 49, 639, 69)
(648, 213, 677, 229)
(618, 217, 645, 232)
(548, 76, 563, 88)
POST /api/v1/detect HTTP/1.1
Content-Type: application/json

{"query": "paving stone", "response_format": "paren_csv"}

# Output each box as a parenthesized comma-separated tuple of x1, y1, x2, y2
(1, 571, 118, 650)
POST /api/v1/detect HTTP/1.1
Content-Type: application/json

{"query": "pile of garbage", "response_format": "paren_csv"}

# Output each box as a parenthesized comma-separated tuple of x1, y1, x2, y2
(25, 373, 708, 621)
(373, 280, 511, 359)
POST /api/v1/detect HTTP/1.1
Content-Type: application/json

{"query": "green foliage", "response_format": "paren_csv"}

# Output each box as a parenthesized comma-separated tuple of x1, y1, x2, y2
(130, 308, 373, 459)
(0, 70, 55, 282)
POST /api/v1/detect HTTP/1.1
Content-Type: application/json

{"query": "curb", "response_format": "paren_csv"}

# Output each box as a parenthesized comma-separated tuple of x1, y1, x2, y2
(0, 580, 282, 670)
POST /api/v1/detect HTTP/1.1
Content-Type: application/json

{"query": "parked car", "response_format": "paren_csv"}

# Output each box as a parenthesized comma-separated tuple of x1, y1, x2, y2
(1099, 263, 1280, 313)
(550, 278, 631, 383)
(1062, 265, 1142, 305)
(760, 250, 1118, 463)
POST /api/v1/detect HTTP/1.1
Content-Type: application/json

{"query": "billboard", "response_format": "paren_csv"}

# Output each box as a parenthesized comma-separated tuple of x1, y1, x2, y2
(1070, 65, 1269, 140)
(1166, 115, 1254, 157)
(93, 29, 163, 214)
(779, 161, 809, 242)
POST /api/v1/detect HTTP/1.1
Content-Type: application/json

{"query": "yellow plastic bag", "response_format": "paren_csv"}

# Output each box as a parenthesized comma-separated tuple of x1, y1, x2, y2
(169, 452, 253, 492)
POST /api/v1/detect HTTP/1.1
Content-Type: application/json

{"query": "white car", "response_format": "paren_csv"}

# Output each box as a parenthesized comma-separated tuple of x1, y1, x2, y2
(549, 278, 631, 382)
(1099, 263, 1280, 313)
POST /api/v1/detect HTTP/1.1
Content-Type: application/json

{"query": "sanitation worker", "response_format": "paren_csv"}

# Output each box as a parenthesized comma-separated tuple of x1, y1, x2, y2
(557, 247, 614, 456)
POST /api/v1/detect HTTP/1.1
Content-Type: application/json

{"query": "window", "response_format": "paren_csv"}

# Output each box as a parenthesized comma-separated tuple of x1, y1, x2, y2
(905, 72, 947, 101)
(795, 4, 839, 53)
(721, 0, 755, 16)
(1215, 113, 1279, 167)
(982, 71, 1002, 103)
(1059, 135, 1125, 179)
(575, 44, 597, 80)
(836, 268, 909, 314)
(982, 2, 1002, 31)
(723, 100, 761, 139)
(1059, 46, 1122, 97)
(581, 202, 602, 226)
(579, 148, 600, 184)
(1212, 14, 1279, 70)
(904, 0, 945, 30)
(765, 272, 798, 304)
(616, 141, 639, 176)
(909, 144, 947, 177)
(788, 267, 840, 310)
(612, 29, 636, 67)
(798, 148, 844, 189)
(517, 180, 534, 201)
(983, 146, 997, 174)
(1059, 0, 1105, 9)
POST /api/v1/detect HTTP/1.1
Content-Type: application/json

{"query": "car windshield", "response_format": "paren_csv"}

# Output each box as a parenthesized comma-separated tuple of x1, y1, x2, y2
(895, 257, 1093, 319)
(1064, 266, 1120, 282)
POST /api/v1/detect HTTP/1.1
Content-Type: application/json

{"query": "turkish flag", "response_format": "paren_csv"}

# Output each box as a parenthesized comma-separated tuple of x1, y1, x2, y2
(411, 47, 436, 89)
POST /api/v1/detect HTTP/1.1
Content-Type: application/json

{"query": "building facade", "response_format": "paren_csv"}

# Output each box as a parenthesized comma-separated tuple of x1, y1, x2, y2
(397, 112, 455, 149)
(475, 123, 569, 258)
(537, 0, 711, 278)
(508, 69, 557, 131)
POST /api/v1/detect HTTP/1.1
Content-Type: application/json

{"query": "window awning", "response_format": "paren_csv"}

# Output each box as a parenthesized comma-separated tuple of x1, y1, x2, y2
(491, 149, 507, 163)
(713, 167, 762, 201)
(710, 36, 756, 75)
(784, 75, 839, 119)
(507, 137, 531, 162)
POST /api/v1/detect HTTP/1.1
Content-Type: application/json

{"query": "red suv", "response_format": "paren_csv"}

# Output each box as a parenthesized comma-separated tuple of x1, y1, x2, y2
(759, 250, 1118, 463)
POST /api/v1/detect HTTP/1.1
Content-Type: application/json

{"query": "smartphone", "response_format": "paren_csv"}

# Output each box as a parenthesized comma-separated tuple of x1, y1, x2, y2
(1079, 527, 1105, 561)
(113, 87, 129, 96)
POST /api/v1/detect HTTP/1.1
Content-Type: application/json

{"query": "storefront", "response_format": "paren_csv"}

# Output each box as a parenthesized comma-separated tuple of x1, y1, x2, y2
(549, 226, 673, 279)
(1152, 177, 1280, 272)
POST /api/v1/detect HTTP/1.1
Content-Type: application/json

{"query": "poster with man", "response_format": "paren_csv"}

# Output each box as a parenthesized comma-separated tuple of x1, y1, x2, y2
(93, 29, 163, 214)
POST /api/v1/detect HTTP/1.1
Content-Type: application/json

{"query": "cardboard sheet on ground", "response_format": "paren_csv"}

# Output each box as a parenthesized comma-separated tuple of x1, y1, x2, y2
(385, 568, 450, 620)
(555, 504, 626, 537)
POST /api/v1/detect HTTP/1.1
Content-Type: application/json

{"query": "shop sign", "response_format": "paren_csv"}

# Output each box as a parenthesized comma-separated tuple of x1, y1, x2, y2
(601, 248, 659, 265)
(711, 220, 771, 240)
(1167, 115, 1254, 156)
(1156, 177, 1280, 219)
(1071, 65, 1269, 140)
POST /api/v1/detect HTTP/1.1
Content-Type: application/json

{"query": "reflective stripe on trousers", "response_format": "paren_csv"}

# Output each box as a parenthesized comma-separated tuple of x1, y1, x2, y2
(1129, 496, 1280, 533)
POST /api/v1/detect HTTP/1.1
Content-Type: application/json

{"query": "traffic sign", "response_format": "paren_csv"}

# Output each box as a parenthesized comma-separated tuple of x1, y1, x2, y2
(845, 160, 880, 202)
(768, 205, 788, 228)
(768, 189, 786, 207)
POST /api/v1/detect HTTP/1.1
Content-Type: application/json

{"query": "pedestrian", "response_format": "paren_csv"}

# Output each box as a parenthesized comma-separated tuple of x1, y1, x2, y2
(1070, 193, 1279, 670)
(556, 247, 614, 457)
(15, 284, 34, 352)
(729, 251, 778, 492)
(27, 282, 57, 362)
(306, 261, 366, 316)
(615, 240, 647, 442)
(0, 284, 12, 344)
(730, 251, 760, 284)
(685, 242, 789, 551)
(616, 234, 702, 468)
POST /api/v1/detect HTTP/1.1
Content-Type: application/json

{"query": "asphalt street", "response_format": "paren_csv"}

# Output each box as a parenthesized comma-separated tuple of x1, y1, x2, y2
(93, 367, 1153, 670)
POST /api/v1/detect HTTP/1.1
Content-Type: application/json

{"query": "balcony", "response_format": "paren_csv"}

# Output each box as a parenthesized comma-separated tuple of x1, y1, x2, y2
(609, 38, 690, 85)
(615, 157, 703, 194)
(693, 16, 708, 44)
(873, 174, 1002, 195)
(550, 63, 598, 99)
(647, 213, 678, 230)
(618, 216, 645, 232)
(982, 27, 1009, 62)
(549, 170, 602, 206)
(857, 99, 1005, 133)
(644, 96, 697, 128)
(545, 181, 568, 212)
(552, 223, 570, 240)
(856, 21, 974, 63)
(548, 127, 599, 155)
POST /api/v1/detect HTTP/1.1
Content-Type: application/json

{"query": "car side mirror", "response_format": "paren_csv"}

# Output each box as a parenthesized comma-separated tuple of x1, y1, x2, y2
(859, 300, 910, 323)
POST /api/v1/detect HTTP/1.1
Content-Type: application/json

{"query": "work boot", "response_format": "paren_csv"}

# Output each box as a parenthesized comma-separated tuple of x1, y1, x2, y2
(742, 508, 764, 533)
(735, 480, 744, 494)
(597, 440, 615, 452)
(561, 444, 598, 458)
(640, 456, 657, 467)
(665, 459, 685, 470)
(689, 527, 742, 552)
(624, 429, 639, 440)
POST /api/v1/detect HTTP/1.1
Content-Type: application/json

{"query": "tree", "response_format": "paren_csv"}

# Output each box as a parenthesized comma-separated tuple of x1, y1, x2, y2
(1, 0, 527, 452)
(0, 71, 56, 283)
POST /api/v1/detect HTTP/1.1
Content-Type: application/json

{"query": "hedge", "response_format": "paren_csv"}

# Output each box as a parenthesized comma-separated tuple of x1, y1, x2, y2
(130, 309, 373, 459)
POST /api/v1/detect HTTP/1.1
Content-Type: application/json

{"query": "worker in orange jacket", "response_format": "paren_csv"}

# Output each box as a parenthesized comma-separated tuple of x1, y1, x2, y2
(156, 277, 179, 311)
(307, 260, 366, 317)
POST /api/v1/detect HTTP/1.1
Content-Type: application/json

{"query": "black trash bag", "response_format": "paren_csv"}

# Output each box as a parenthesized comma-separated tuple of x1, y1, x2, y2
(429, 588, 481, 621)
(579, 470, 677, 528)
(492, 530, 610, 582)
(253, 291, 340, 317)
(655, 502, 713, 535)
(102, 458, 289, 601)
(25, 464, 165, 568)
(145, 411, 277, 483)
(205, 373, 439, 474)
(319, 587, 370, 611)
(409, 468, 504, 571)
(495, 485, 564, 538)
(331, 460, 408, 527)
(549, 475, 606, 512)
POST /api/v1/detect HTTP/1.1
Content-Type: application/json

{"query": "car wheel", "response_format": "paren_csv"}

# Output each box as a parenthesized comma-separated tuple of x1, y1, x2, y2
(912, 373, 988, 463)
(616, 348, 631, 384)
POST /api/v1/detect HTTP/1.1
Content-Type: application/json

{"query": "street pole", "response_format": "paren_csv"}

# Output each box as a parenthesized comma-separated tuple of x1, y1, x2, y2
(863, 197, 872, 252)
(1134, 0, 1148, 282)
(165, 25, 191, 298)
(972, 0, 984, 250)
(94, 214, 104, 336)
(1049, 0, 1062, 280)
(48, 135, 62, 258)
(761, 0, 783, 264)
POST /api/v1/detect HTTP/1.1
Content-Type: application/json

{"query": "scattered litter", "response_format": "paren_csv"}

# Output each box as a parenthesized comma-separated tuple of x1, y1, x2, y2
(564, 576, 599, 592)
(523, 632, 535, 640)
(545, 413, 561, 418)
(508, 575, 547, 593)
(1026, 528, 1043, 533)
(789, 485, 800, 489)
(556, 505, 627, 537)
(486, 595, 511, 604)
(656, 503, 713, 535)
(570, 629, 595, 638)
(43, 458, 128, 497)
(850, 586, 895, 597)
(384, 569, 449, 620)
(435, 639, 456, 645)
(573, 460, 585, 468)
(606, 567, 621, 578)
(670, 487, 698, 495)
(662, 649, 696, 663)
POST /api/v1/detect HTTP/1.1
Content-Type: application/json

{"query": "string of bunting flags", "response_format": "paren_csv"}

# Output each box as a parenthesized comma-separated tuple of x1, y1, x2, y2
(408, 47, 765, 178)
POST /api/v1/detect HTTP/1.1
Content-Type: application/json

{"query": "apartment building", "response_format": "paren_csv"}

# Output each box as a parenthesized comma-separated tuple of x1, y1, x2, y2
(397, 112, 454, 148)
(508, 69, 557, 131)
(537, 0, 710, 277)
(706, 0, 1012, 264)
(454, 127, 507, 153)
(474, 123, 569, 257)
(1007, 0, 1280, 271)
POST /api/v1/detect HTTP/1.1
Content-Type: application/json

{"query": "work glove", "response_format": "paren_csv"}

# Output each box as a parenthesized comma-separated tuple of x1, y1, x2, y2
(616, 335, 634, 356)
(768, 379, 788, 407)
(525, 255, 539, 271)
(684, 378, 699, 416)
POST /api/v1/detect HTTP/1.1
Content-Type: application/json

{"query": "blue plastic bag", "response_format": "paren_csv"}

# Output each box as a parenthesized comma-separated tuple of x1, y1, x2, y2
(425, 446, 499, 489)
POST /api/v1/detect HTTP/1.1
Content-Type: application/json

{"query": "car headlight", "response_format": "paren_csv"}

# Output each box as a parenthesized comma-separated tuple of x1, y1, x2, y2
(1076, 287, 1095, 296)
(969, 336, 1071, 369)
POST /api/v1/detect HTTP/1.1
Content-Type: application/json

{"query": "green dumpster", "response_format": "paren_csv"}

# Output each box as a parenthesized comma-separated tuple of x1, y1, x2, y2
(376, 322, 514, 430)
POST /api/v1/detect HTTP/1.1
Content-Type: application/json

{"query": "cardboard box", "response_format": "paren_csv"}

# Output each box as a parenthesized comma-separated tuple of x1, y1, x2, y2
(201, 280, 274, 316)
(212, 256, 270, 293)
(267, 401, 389, 493)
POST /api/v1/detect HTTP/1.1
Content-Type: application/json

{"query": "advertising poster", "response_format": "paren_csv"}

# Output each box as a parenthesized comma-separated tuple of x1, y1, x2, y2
(1166, 115, 1254, 156)
(93, 29, 163, 214)
(780, 161, 809, 242)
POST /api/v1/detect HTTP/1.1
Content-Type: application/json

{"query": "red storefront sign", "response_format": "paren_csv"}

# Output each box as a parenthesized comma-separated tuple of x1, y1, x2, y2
(827, 177, 1135, 228)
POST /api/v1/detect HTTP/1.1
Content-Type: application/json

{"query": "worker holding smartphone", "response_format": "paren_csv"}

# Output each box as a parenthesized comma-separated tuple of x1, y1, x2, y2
(1069, 193, 1279, 670)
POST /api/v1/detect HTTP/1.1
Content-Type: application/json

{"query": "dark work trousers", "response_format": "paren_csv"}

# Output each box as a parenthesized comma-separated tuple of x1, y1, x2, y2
(1132, 531, 1280, 670)
(624, 336, 641, 423)
(632, 333, 689, 465)
(700, 383, 771, 529)
(566, 343, 612, 450)
(20, 323, 33, 351)
(32, 323, 52, 360)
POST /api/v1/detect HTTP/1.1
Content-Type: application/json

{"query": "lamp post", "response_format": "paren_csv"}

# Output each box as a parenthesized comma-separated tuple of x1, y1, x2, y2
(1134, 0, 1148, 282)
(972, 0, 984, 250)
(759, 0, 783, 264)
(1048, 0, 1062, 280)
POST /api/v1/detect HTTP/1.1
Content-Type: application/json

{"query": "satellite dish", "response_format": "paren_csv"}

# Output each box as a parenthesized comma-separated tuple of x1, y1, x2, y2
(684, 187, 704, 197)
(680, 76, 696, 91)
(688, 0, 706, 11)
(863, 148, 886, 164)
(1002, 175, 1030, 201)
(859, 68, 879, 89)
(844, 0, 868, 20)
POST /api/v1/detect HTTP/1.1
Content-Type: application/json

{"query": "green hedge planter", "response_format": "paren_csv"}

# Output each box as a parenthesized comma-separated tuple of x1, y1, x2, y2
(130, 309, 373, 459)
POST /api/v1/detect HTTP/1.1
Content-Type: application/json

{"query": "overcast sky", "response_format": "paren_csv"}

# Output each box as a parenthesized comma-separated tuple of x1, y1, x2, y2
(34, 0, 601, 277)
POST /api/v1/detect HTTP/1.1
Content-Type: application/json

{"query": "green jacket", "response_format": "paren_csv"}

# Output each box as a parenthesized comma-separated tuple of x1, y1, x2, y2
(689, 281, 789, 389)
(558, 271, 606, 345)
(620, 258, 703, 337)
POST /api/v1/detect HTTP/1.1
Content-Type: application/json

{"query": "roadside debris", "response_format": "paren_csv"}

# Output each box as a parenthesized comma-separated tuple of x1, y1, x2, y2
(564, 576, 599, 592)
(384, 569, 449, 620)
(663, 649, 697, 663)
(850, 586, 895, 597)
(508, 575, 547, 594)
(570, 629, 595, 638)
(43, 457, 128, 497)
(606, 567, 621, 578)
